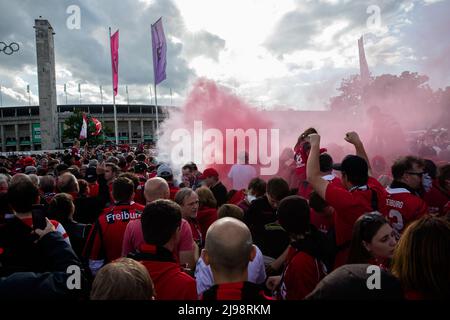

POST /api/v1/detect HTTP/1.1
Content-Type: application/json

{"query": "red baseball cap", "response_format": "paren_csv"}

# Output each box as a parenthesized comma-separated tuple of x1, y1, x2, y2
(199, 168, 219, 179)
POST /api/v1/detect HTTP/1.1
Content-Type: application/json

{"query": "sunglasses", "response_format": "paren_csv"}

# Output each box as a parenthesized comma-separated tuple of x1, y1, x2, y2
(361, 211, 384, 223)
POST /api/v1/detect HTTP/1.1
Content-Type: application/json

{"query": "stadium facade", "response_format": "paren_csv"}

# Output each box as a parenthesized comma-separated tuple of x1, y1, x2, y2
(0, 103, 168, 152)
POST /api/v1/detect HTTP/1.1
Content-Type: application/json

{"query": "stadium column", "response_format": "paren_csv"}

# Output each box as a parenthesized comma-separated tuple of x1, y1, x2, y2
(0, 125, 5, 152)
(28, 121, 34, 150)
(34, 19, 58, 150)
(140, 119, 144, 143)
(14, 124, 19, 151)
(128, 120, 132, 144)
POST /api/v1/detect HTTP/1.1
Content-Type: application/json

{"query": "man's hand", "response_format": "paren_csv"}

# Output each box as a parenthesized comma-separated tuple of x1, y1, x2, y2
(266, 275, 281, 292)
(307, 133, 321, 147)
(344, 132, 362, 146)
(34, 218, 56, 240)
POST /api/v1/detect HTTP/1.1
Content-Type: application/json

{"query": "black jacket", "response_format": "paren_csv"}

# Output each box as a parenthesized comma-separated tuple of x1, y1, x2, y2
(73, 196, 103, 224)
(211, 182, 227, 207)
(244, 196, 290, 259)
(0, 232, 88, 299)
(61, 220, 92, 258)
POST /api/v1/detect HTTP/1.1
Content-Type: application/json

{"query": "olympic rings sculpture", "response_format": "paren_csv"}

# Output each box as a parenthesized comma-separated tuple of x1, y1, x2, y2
(0, 42, 20, 55)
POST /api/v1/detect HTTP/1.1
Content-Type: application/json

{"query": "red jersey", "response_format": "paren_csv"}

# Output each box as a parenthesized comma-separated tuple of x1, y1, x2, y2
(135, 244, 197, 300)
(325, 177, 387, 268)
(84, 201, 144, 263)
(423, 181, 449, 216)
(279, 247, 327, 300)
(21, 217, 70, 245)
(385, 186, 428, 235)
(298, 174, 343, 199)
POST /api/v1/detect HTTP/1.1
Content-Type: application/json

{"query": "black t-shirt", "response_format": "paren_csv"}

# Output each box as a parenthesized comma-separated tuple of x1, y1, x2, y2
(244, 196, 289, 259)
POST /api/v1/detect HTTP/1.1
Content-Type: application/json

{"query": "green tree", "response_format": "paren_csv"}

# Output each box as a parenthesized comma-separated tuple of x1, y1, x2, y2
(62, 110, 111, 146)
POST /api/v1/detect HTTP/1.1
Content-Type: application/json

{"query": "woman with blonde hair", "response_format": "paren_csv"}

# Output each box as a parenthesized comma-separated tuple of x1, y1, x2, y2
(91, 258, 155, 300)
(391, 216, 450, 299)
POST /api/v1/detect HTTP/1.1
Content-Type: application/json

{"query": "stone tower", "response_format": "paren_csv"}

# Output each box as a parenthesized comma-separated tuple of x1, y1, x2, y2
(34, 19, 59, 150)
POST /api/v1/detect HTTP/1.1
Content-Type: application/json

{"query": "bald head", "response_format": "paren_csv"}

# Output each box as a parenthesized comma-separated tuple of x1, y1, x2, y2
(57, 173, 79, 193)
(144, 177, 170, 203)
(205, 217, 254, 280)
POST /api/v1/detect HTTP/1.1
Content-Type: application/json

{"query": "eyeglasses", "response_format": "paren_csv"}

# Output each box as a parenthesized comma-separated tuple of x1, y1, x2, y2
(406, 171, 425, 177)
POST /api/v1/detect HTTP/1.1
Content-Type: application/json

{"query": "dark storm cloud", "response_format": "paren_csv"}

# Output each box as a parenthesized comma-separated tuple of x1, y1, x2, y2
(0, 0, 226, 104)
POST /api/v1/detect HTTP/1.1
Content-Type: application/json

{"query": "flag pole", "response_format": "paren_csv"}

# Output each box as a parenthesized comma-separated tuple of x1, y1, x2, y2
(149, 85, 153, 104)
(27, 84, 31, 106)
(0, 84, 3, 107)
(109, 27, 119, 146)
(154, 82, 159, 135)
(64, 83, 67, 104)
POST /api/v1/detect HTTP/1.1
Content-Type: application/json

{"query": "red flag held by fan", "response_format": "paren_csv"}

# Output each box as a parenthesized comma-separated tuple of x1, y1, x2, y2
(91, 117, 102, 136)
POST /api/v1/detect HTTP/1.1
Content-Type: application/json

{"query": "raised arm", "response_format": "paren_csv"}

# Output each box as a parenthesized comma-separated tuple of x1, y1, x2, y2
(345, 132, 372, 176)
(306, 134, 328, 199)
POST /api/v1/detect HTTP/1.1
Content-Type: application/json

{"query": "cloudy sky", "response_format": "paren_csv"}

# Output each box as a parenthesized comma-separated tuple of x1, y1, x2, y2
(0, 0, 449, 110)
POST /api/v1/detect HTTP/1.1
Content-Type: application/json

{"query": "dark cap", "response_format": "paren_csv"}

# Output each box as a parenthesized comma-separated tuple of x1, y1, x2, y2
(305, 264, 403, 300)
(199, 168, 219, 180)
(333, 155, 368, 177)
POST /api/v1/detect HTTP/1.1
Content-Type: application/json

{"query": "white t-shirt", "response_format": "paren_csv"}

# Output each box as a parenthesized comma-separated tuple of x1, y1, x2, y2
(194, 245, 266, 295)
(228, 164, 257, 190)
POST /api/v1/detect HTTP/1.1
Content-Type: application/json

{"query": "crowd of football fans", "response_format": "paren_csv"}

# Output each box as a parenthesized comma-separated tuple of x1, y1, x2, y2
(0, 128, 449, 300)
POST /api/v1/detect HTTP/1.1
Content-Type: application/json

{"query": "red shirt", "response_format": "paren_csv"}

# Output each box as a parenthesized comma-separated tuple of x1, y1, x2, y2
(134, 181, 146, 205)
(280, 247, 327, 300)
(385, 186, 428, 235)
(169, 184, 179, 201)
(310, 209, 334, 234)
(228, 189, 245, 205)
(423, 181, 449, 216)
(88, 182, 99, 198)
(137, 244, 197, 300)
(196, 207, 218, 244)
(298, 174, 343, 199)
(325, 177, 387, 268)
(84, 202, 144, 262)
(186, 218, 202, 247)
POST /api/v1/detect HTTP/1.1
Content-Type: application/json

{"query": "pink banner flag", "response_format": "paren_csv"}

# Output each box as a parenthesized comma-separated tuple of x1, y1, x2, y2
(110, 30, 119, 96)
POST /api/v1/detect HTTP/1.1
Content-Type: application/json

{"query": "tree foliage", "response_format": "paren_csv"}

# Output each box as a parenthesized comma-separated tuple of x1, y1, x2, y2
(329, 71, 450, 129)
